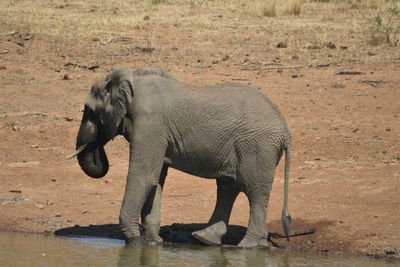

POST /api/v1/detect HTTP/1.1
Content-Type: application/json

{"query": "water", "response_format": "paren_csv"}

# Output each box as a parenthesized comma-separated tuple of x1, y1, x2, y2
(0, 232, 395, 267)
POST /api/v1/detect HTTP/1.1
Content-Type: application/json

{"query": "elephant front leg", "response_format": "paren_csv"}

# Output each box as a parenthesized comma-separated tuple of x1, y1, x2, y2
(140, 164, 168, 245)
(119, 145, 167, 246)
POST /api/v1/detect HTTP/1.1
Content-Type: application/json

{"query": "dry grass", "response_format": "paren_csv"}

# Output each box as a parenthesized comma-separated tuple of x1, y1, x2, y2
(284, 0, 302, 16)
(262, 2, 277, 17)
(0, 0, 398, 54)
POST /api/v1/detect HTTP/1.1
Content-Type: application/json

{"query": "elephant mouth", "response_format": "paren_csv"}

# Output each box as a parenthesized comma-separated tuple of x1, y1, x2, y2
(69, 143, 109, 179)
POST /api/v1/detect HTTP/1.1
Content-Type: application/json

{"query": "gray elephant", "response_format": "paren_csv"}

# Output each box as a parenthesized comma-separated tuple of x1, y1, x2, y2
(71, 67, 292, 248)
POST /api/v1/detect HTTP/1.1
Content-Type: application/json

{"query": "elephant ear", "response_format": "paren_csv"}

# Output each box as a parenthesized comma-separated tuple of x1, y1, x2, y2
(101, 69, 134, 139)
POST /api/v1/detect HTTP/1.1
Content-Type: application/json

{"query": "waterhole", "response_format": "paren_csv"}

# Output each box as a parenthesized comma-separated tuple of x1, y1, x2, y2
(0, 232, 393, 266)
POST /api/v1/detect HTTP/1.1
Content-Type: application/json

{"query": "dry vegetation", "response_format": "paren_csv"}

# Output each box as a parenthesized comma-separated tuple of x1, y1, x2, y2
(0, 0, 400, 259)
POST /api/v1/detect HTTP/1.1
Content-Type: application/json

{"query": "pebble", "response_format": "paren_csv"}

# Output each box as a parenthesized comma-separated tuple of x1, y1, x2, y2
(37, 204, 45, 209)
(384, 247, 398, 255)
(277, 41, 287, 48)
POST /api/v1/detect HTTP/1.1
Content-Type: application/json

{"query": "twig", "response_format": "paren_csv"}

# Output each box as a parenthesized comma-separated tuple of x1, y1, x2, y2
(64, 62, 99, 71)
(360, 80, 384, 87)
(269, 228, 316, 239)
(232, 78, 249, 81)
(100, 37, 113, 45)
(241, 66, 304, 72)
(335, 71, 366, 75)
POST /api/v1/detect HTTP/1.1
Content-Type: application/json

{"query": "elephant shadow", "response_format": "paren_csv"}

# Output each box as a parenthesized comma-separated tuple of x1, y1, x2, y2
(54, 223, 247, 246)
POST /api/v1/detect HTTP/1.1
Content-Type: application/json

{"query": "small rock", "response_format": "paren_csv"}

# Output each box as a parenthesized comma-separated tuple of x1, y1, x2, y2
(25, 217, 32, 220)
(385, 127, 391, 131)
(46, 200, 54, 205)
(222, 55, 229, 61)
(291, 74, 298, 78)
(307, 43, 321, 50)
(81, 210, 88, 214)
(306, 240, 314, 245)
(212, 59, 219, 64)
(16, 41, 25, 47)
(326, 42, 336, 49)
(37, 204, 45, 209)
(276, 41, 287, 48)
(368, 51, 377, 56)
(384, 247, 398, 255)
(317, 63, 330, 68)
(352, 128, 359, 133)
(51, 178, 57, 182)
(0, 65, 6, 70)
(277, 69, 283, 73)
(105, 179, 113, 184)
(12, 125, 20, 131)
(64, 116, 74, 122)
(63, 73, 70, 80)
(67, 219, 73, 223)
(143, 15, 150, 20)
(333, 127, 339, 130)
(14, 195, 29, 201)
(31, 145, 39, 148)
(340, 45, 348, 50)
(0, 48, 9, 54)
(55, 213, 62, 217)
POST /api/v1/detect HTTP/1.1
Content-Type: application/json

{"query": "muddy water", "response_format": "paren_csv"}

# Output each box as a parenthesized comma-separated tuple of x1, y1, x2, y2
(0, 232, 394, 266)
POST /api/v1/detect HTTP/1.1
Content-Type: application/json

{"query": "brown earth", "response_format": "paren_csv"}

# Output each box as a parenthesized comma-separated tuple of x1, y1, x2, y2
(0, 0, 399, 260)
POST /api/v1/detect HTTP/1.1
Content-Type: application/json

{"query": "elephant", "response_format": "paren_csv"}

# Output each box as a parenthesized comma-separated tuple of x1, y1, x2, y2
(72, 67, 292, 248)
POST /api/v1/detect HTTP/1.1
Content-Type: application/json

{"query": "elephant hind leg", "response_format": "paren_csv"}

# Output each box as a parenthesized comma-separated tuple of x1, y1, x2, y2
(236, 167, 275, 248)
(192, 177, 239, 246)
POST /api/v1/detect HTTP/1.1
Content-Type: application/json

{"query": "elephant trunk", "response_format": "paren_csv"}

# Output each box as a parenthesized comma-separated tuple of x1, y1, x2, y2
(77, 143, 109, 178)
(75, 110, 109, 178)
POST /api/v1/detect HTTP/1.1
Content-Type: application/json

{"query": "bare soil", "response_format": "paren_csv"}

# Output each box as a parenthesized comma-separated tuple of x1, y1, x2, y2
(0, 0, 399, 260)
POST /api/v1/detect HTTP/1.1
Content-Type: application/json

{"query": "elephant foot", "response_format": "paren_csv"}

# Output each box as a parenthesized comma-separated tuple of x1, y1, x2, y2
(125, 235, 163, 247)
(192, 221, 227, 246)
(237, 234, 269, 248)
(143, 223, 163, 245)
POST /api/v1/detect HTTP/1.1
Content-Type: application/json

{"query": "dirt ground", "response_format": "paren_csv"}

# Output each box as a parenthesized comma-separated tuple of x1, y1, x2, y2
(0, 0, 399, 260)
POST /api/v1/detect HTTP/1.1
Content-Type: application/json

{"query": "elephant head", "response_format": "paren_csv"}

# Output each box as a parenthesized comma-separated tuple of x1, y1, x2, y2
(74, 69, 134, 178)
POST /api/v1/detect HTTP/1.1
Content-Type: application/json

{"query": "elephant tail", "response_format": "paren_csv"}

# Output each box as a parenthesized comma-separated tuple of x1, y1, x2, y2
(281, 141, 292, 241)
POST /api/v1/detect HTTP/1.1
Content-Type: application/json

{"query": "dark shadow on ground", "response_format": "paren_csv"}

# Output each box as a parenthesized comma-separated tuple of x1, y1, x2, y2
(54, 223, 246, 245)
(54, 219, 325, 247)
